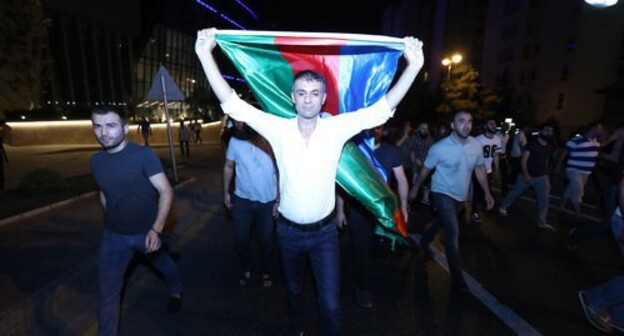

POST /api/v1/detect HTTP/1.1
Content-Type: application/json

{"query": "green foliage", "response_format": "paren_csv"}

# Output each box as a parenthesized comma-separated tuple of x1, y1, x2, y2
(437, 63, 501, 121)
(18, 168, 69, 196)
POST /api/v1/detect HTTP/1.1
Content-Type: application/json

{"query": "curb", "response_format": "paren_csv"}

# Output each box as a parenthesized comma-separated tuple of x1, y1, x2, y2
(0, 177, 197, 229)
(0, 191, 98, 228)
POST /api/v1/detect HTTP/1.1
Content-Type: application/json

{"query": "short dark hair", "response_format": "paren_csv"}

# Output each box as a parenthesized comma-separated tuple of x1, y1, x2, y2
(292, 70, 326, 93)
(452, 110, 471, 120)
(91, 107, 127, 125)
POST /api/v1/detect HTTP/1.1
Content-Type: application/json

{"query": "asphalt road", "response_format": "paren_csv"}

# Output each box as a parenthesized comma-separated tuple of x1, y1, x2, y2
(0, 142, 621, 335)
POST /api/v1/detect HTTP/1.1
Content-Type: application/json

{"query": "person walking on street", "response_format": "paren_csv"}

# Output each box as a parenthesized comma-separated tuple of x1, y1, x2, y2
(137, 116, 152, 147)
(195, 27, 424, 336)
(335, 123, 409, 309)
(179, 120, 191, 158)
(470, 118, 502, 223)
(496, 122, 511, 196)
(508, 124, 531, 190)
(224, 119, 279, 288)
(0, 118, 11, 191)
(410, 121, 435, 205)
(408, 110, 495, 292)
(90, 107, 182, 335)
(557, 121, 603, 219)
(193, 119, 203, 144)
(497, 123, 557, 232)
(393, 120, 415, 184)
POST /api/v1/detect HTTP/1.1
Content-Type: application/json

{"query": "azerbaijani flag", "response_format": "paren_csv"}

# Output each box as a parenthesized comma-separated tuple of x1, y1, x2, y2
(216, 30, 408, 244)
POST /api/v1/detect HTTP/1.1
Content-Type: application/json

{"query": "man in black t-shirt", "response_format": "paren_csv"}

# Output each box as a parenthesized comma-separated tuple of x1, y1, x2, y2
(498, 123, 557, 232)
(91, 107, 181, 335)
(336, 124, 409, 309)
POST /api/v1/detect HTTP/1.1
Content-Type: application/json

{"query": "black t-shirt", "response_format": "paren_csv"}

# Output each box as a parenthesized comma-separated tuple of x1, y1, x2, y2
(524, 139, 554, 177)
(373, 141, 403, 185)
(90, 142, 163, 234)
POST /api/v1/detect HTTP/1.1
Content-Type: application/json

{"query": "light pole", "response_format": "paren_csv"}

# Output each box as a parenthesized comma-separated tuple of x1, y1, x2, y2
(441, 53, 462, 81)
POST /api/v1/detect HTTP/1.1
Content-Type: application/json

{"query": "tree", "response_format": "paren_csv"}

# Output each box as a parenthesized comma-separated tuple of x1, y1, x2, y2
(0, 0, 52, 111)
(436, 63, 500, 121)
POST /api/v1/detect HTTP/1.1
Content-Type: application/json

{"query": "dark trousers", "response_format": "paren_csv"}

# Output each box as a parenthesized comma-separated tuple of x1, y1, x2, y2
(421, 192, 466, 283)
(509, 156, 522, 190)
(499, 156, 510, 196)
(277, 219, 341, 336)
(97, 230, 181, 336)
(232, 195, 276, 275)
(347, 202, 376, 291)
(179, 141, 190, 157)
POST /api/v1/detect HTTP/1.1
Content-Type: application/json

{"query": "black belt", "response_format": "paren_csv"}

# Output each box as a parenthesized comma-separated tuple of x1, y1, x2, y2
(279, 211, 335, 232)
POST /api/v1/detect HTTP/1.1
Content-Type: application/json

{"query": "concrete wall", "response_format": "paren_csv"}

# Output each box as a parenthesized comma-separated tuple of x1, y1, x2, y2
(3, 121, 224, 146)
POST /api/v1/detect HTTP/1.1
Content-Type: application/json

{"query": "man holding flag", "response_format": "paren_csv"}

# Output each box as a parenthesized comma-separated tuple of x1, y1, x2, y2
(196, 27, 423, 336)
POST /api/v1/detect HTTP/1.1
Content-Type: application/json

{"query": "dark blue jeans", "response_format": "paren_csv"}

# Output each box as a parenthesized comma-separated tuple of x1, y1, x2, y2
(276, 218, 341, 336)
(347, 202, 376, 291)
(421, 192, 465, 283)
(97, 230, 181, 336)
(232, 194, 276, 275)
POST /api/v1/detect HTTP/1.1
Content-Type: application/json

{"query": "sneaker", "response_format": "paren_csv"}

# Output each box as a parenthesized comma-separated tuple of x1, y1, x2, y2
(578, 291, 612, 332)
(536, 223, 557, 232)
(167, 294, 182, 314)
(355, 289, 373, 309)
(497, 207, 508, 216)
(471, 212, 481, 223)
(567, 228, 579, 251)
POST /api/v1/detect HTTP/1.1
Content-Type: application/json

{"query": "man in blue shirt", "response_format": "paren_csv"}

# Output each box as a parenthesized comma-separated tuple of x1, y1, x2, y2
(409, 110, 494, 291)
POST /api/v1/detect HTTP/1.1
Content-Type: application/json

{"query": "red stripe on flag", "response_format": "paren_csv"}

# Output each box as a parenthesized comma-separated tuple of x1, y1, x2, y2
(393, 209, 408, 237)
(275, 36, 345, 115)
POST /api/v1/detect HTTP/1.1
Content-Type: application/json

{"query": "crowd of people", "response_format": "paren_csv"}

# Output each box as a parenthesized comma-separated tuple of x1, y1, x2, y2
(80, 26, 623, 335)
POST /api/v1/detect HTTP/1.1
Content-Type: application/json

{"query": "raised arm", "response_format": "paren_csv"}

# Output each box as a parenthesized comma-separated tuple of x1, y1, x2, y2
(195, 28, 233, 103)
(385, 37, 425, 110)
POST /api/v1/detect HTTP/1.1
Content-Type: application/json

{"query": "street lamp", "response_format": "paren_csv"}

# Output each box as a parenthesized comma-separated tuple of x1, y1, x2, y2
(584, 0, 618, 7)
(441, 53, 462, 81)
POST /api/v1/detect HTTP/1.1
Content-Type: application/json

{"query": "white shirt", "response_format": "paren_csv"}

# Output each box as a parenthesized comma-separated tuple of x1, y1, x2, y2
(221, 91, 394, 223)
(476, 133, 502, 174)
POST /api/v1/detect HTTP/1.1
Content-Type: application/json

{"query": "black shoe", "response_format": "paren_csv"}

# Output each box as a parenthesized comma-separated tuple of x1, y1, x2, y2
(578, 291, 612, 332)
(167, 294, 182, 314)
(355, 289, 373, 309)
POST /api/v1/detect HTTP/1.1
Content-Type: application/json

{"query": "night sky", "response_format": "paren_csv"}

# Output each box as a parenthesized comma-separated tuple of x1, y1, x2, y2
(253, 0, 389, 34)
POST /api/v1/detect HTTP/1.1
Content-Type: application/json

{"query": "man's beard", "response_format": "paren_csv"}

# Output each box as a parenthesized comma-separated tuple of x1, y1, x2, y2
(419, 131, 429, 138)
(100, 137, 124, 151)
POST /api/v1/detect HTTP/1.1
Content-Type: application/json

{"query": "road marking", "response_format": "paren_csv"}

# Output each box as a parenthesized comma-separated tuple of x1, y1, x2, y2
(409, 233, 542, 335)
